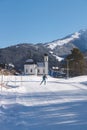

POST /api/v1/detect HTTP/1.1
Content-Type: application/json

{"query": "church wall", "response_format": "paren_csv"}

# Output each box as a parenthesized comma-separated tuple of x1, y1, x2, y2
(37, 67, 45, 75)
(24, 64, 36, 75)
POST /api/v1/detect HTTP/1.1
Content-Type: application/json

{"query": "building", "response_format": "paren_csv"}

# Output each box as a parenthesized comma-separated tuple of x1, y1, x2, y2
(24, 54, 48, 75)
(50, 66, 66, 78)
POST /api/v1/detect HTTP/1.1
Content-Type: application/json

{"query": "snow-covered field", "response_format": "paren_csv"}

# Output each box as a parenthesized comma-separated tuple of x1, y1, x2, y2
(0, 75, 87, 130)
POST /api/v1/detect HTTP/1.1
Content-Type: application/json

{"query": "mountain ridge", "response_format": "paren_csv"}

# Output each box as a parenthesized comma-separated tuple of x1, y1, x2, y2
(0, 29, 87, 71)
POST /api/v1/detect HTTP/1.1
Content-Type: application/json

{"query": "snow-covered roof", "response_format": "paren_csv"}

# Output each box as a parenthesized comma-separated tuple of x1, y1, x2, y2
(26, 59, 34, 62)
(37, 62, 45, 67)
(24, 59, 44, 66)
(25, 59, 35, 64)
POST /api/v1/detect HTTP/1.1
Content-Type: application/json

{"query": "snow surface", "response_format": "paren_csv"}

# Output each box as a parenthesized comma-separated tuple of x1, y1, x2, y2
(52, 54, 64, 61)
(0, 75, 87, 130)
(49, 51, 63, 61)
(47, 32, 80, 50)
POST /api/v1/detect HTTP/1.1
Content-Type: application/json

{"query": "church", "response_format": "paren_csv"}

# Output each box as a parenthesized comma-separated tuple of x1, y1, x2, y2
(24, 54, 48, 75)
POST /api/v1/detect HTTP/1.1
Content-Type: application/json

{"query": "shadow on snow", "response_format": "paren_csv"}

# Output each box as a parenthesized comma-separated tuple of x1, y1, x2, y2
(0, 90, 87, 130)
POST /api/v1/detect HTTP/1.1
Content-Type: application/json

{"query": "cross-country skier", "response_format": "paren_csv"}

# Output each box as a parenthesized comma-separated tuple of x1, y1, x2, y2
(40, 74, 47, 85)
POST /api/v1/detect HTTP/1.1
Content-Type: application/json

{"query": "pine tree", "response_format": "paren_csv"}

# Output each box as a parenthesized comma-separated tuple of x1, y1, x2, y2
(65, 48, 86, 77)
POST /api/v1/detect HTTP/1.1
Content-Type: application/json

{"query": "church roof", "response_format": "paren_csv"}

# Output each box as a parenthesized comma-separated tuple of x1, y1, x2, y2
(24, 59, 45, 66)
(25, 59, 35, 64)
(37, 62, 45, 67)
(44, 53, 48, 56)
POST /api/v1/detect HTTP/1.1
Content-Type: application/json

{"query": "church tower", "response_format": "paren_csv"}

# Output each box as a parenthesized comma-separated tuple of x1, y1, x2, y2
(44, 54, 48, 75)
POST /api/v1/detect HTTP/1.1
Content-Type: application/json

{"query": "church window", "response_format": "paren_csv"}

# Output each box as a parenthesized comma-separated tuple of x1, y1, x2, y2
(26, 69, 28, 73)
(38, 69, 40, 73)
(30, 69, 32, 73)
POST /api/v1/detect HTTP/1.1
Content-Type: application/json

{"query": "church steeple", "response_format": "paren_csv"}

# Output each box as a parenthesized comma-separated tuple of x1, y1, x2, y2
(44, 54, 48, 75)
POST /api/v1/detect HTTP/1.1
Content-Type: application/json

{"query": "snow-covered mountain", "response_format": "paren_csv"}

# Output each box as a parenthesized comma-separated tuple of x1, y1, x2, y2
(44, 29, 87, 57)
(45, 32, 80, 50)
(0, 29, 87, 71)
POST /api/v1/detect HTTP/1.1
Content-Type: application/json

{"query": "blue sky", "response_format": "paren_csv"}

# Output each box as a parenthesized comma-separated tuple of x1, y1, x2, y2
(0, 0, 87, 48)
